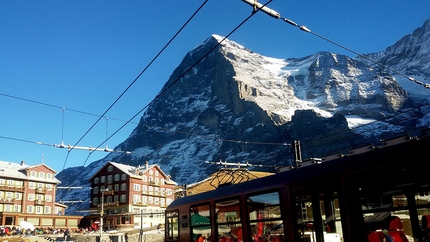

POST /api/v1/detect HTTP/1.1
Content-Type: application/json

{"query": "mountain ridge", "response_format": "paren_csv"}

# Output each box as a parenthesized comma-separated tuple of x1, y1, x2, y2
(56, 20, 430, 215)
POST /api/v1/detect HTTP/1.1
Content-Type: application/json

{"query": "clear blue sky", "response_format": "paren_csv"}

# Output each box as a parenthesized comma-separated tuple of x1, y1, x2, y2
(1, 0, 429, 174)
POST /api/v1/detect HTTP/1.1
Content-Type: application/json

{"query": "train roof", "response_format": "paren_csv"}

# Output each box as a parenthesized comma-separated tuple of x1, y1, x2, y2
(168, 131, 430, 209)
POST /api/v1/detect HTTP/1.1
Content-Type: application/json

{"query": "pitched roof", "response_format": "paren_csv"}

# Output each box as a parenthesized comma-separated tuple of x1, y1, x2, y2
(88, 161, 178, 185)
(185, 168, 274, 196)
(0, 160, 61, 184)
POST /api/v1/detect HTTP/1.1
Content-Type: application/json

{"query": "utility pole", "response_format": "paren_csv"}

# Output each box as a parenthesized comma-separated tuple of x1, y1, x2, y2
(140, 210, 143, 242)
(100, 188, 110, 239)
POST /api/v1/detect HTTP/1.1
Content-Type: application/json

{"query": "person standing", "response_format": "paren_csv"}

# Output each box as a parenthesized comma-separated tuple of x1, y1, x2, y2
(64, 228, 70, 241)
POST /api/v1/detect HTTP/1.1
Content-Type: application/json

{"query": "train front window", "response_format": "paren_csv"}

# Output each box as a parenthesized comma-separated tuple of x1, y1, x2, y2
(295, 191, 343, 242)
(166, 210, 179, 242)
(216, 199, 241, 242)
(247, 191, 284, 242)
(191, 204, 211, 242)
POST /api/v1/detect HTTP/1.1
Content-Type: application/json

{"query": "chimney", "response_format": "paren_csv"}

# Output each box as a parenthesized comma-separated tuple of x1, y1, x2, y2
(146, 161, 149, 170)
(21, 160, 25, 166)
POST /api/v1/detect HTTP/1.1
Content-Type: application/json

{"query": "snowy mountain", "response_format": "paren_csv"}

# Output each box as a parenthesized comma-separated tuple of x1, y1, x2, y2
(56, 19, 430, 215)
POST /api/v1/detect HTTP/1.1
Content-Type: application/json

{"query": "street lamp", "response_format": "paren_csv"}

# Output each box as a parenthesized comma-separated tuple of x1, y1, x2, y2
(100, 188, 110, 238)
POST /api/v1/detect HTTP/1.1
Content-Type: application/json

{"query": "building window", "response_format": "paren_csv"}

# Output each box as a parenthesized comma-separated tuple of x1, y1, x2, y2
(93, 187, 99, 194)
(45, 195, 52, 202)
(114, 174, 120, 181)
(121, 174, 127, 180)
(107, 175, 113, 184)
(28, 194, 35, 201)
(134, 184, 141, 191)
(44, 206, 51, 214)
(27, 205, 34, 213)
(93, 197, 98, 205)
(121, 183, 127, 191)
(94, 177, 99, 184)
(38, 172, 44, 178)
(100, 176, 106, 183)
(114, 195, 118, 203)
(46, 184, 53, 190)
(114, 184, 119, 192)
(30, 171, 36, 177)
(4, 204, 12, 212)
(155, 178, 159, 185)
(149, 170, 153, 175)
(36, 206, 43, 214)
(14, 205, 21, 212)
(133, 195, 140, 203)
(107, 196, 113, 203)
(15, 192, 22, 200)
(142, 175, 147, 182)
(29, 182, 36, 189)
(120, 194, 126, 203)
(46, 173, 52, 179)
(108, 165, 113, 172)
(161, 179, 165, 185)
(107, 185, 113, 191)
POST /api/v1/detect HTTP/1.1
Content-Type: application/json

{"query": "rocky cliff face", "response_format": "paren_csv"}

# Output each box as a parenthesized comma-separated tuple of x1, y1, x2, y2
(56, 20, 430, 215)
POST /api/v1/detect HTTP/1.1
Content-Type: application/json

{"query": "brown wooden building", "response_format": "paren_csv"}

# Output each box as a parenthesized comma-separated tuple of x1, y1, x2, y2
(0, 160, 81, 228)
(86, 161, 177, 230)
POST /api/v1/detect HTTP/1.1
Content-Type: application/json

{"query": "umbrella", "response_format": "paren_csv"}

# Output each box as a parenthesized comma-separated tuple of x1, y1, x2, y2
(20, 221, 35, 231)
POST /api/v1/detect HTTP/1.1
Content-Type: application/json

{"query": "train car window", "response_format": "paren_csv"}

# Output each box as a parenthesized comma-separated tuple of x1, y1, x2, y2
(360, 184, 430, 241)
(295, 192, 343, 242)
(247, 191, 284, 242)
(191, 204, 211, 242)
(166, 210, 179, 242)
(215, 199, 242, 242)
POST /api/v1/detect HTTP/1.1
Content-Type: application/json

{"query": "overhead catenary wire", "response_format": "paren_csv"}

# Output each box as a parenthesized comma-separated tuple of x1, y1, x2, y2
(86, 0, 278, 158)
(0, 92, 291, 156)
(59, 0, 210, 171)
(240, 1, 429, 89)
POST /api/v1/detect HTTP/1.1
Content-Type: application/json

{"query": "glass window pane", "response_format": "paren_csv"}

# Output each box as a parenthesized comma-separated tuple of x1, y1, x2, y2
(216, 199, 241, 241)
(166, 210, 179, 242)
(191, 204, 211, 242)
(248, 192, 284, 242)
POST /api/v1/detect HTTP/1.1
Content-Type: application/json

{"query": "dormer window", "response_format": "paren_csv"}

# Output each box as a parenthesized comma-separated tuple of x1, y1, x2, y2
(108, 165, 113, 172)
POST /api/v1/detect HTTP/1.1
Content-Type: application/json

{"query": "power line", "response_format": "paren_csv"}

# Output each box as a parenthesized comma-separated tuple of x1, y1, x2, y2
(59, 0, 210, 171)
(240, 1, 430, 89)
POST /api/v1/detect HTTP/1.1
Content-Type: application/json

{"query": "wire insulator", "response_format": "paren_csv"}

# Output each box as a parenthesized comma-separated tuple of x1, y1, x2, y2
(242, 0, 281, 19)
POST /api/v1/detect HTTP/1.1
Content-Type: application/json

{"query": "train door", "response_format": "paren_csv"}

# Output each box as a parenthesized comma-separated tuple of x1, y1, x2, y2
(166, 210, 179, 242)
(294, 190, 343, 242)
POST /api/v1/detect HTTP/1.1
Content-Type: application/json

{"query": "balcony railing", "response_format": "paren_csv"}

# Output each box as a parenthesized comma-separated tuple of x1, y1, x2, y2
(0, 198, 16, 204)
(132, 201, 148, 206)
(148, 181, 160, 186)
(36, 188, 47, 193)
(0, 185, 25, 192)
(35, 199, 45, 205)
